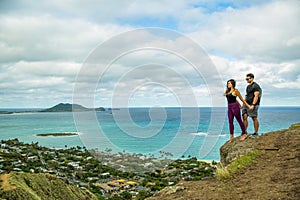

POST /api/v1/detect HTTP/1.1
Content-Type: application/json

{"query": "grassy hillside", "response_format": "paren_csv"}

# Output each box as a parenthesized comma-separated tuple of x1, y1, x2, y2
(0, 173, 98, 200)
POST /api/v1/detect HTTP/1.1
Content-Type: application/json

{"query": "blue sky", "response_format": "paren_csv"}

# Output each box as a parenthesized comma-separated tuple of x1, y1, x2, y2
(0, 0, 299, 108)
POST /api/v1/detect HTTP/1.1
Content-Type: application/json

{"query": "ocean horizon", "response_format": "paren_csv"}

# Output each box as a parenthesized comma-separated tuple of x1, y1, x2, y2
(0, 106, 299, 161)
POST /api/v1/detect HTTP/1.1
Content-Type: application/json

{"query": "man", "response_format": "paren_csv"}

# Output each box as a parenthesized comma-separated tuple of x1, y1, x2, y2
(242, 73, 262, 138)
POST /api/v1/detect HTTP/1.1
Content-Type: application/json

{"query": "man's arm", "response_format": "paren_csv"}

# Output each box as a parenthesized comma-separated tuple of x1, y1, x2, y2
(252, 91, 260, 105)
(249, 91, 260, 110)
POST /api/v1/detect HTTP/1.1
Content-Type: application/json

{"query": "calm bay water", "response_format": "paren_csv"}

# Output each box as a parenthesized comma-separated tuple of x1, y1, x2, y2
(0, 107, 299, 161)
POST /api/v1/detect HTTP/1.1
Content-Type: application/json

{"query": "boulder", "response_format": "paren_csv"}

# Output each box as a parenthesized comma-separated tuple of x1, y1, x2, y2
(220, 136, 255, 166)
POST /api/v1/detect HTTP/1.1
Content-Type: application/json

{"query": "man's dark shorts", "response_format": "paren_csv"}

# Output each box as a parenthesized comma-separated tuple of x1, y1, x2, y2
(242, 105, 259, 118)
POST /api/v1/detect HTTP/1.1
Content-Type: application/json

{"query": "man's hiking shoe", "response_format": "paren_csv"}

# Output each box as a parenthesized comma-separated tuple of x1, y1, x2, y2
(250, 133, 259, 138)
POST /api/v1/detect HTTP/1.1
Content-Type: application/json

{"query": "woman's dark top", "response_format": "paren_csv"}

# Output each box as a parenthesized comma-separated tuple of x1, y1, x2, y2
(226, 93, 237, 104)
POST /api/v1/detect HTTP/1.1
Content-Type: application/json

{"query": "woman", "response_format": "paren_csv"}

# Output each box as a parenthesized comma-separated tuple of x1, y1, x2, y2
(224, 79, 249, 142)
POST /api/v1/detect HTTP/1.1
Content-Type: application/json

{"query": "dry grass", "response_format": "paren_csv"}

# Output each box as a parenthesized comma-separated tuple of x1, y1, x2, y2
(0, 173, 16, 191)
(215, 151, 261, 180)
(215, 164, 230, 180)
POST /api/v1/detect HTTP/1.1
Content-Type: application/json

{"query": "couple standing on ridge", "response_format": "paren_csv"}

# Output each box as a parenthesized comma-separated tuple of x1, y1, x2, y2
(224, 73, 262, 143)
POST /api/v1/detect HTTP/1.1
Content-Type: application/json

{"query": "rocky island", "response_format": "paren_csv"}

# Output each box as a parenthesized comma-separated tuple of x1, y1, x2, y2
(0, 103, 106, 114)
(40, 103, 105, 112)
(0, 111, 14, 114)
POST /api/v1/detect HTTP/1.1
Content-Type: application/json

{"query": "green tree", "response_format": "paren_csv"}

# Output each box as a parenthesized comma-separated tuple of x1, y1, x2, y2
(120, 191, 132, 199)
(136, 190, 151, 200)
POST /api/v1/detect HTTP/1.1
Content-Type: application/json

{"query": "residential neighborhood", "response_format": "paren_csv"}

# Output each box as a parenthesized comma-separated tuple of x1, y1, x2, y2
(0, 139, 216, 199)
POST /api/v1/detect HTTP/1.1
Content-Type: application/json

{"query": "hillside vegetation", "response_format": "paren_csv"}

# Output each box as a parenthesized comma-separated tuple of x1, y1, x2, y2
(0, 172, 98, 200)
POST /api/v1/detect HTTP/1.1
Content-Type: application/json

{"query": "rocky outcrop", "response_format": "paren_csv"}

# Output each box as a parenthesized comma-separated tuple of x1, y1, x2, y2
(219, 125, 293, 166)
(220, 135, 256, 166)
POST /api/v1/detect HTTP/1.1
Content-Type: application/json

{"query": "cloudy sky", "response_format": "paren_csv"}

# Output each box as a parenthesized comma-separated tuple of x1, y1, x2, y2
(0, 0, 299, 108)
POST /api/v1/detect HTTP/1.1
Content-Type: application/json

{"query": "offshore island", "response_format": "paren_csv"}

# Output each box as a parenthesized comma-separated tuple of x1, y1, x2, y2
(0, 103, 106, 114)
(36, 132, 79, 137)
(40, 103, 106, 112)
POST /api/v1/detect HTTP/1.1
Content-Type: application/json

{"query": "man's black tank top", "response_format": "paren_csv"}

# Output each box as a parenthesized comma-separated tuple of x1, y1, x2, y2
(226, 93, 236, 104)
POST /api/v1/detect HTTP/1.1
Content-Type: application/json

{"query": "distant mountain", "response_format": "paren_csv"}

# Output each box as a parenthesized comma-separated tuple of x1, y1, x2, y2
(0, 172, 98, 200)
(40, 103, 105, 112)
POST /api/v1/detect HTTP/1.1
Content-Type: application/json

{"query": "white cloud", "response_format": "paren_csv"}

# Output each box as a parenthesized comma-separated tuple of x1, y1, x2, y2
(187, 0, 300, 62)
(0, 0, 299, 107)
(209, 55, 300, 105)
(0, 14, 131, 63)
(0, 60, 82, 107)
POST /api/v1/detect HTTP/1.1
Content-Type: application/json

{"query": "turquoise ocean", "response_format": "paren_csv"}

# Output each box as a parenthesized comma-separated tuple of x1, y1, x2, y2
(0, 107, 299, 161)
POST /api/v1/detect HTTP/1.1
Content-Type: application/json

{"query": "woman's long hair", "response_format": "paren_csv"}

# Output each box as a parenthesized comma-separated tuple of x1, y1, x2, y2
(226, 79, 236, 93)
